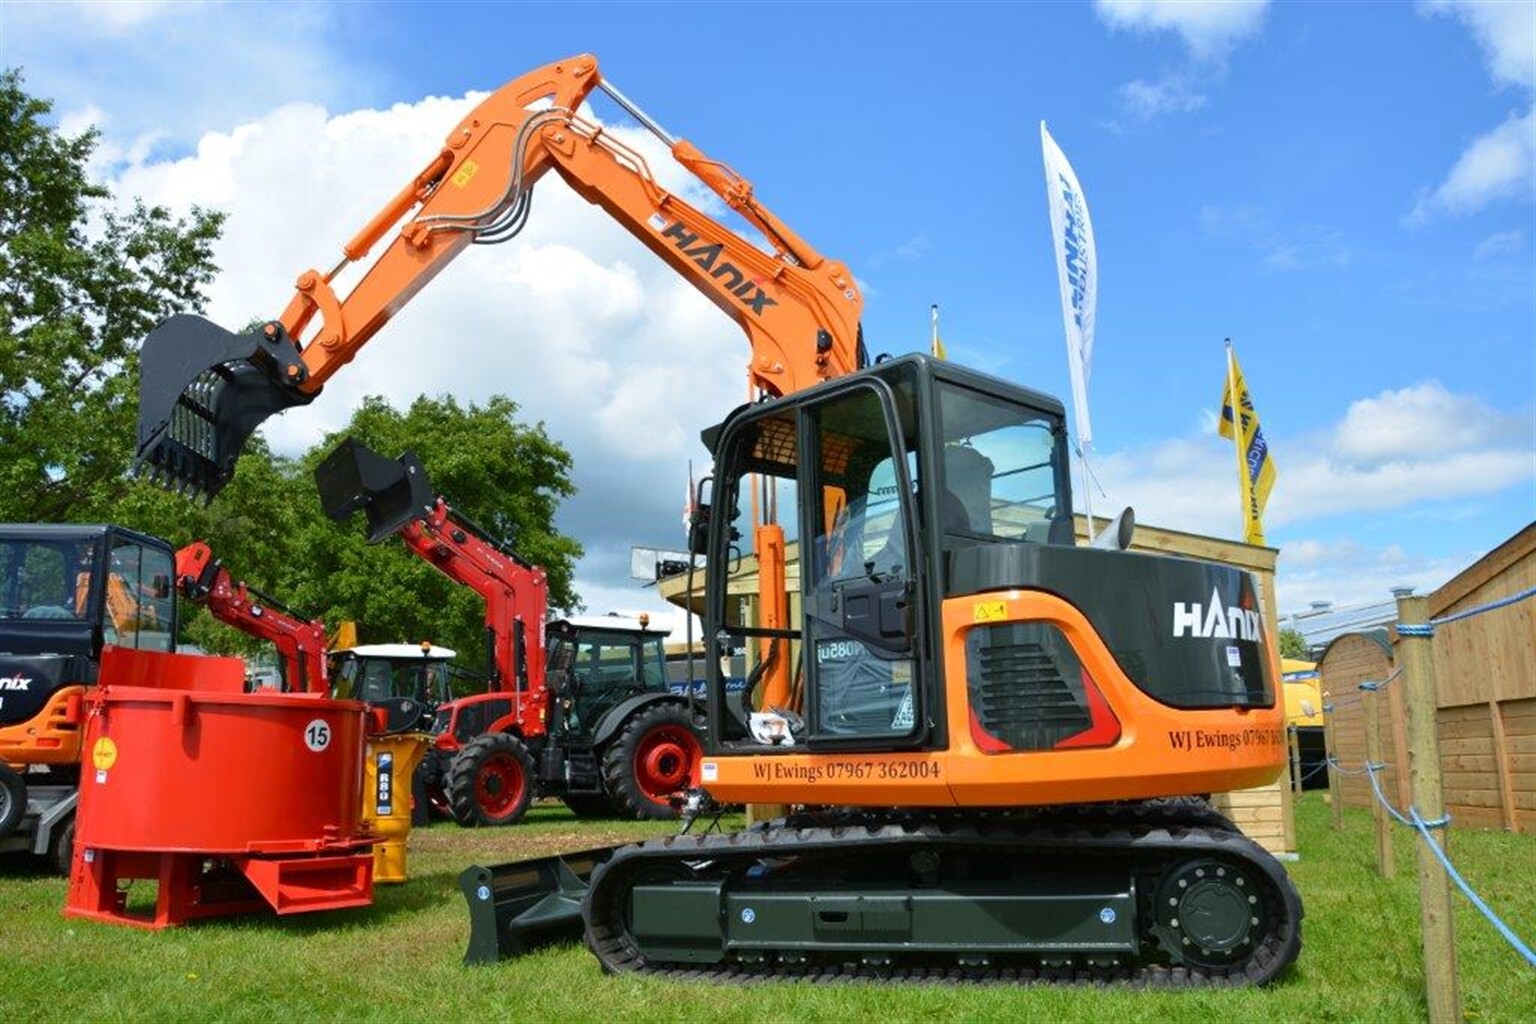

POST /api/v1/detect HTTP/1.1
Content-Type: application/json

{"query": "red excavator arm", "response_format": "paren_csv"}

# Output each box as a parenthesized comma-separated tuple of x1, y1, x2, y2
(312, 437, 549, 722)
(174, 542, 328, 693)
(137, 53, 864, 499)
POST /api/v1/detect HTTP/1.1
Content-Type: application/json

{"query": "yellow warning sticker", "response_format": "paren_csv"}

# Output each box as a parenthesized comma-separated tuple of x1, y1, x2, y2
(973, 600, 1008, 623)
(451, 160, 479, 188)
(92, 737, 118, 771)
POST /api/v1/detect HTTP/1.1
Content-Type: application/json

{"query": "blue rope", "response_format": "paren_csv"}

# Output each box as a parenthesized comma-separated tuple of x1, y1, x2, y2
(1398, 622, 1435, 637)
(1409, 807, 1536, 968)
(1431, 585, 1536, 627)
(1352, 760, 1536, 967)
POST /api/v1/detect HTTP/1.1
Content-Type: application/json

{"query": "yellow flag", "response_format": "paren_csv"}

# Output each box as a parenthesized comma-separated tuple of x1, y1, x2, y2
(1220, 344, 1277, 546)
(930, 304, 947, 360)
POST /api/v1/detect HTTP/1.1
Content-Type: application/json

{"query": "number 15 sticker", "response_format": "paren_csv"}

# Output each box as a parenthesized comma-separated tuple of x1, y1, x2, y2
(304, 719, 332, 752)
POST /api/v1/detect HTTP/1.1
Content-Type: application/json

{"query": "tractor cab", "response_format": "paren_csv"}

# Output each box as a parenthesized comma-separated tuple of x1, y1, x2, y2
(545, 615, 670, 743)
(329, 643, 457, 712)
(1, 524, 177, 769)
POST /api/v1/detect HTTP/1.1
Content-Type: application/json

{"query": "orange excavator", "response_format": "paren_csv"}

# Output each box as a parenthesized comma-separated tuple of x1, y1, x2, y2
(135, 54, 1302, 984)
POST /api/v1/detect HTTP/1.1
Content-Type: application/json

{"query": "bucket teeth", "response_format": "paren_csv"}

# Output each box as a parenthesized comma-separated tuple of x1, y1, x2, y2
(135, 313, 317, 503)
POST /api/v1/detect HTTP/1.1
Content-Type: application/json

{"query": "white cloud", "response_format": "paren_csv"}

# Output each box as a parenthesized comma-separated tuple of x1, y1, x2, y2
(1094, 0, 1269, 61)
(1410, 4, 1535, 223)
(1408, 108, 1536, 222)
(6, 1, 379, 164)
(1332, 381, 1526, 462)
(1118, 76, 1208, 119)
(1421, 0, 1536, 89)
(1199, 203, 1355, 271)
(1094, 1, 1267, 124)
(110, 92, 753, 626)
(1473, 227, 1526, 259)
(1274, 540, 1475, 615)
(1092, 381, 1534, 540)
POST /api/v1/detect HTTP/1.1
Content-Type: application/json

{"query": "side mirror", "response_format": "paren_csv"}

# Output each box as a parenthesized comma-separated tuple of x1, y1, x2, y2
(1090, 506, 1136, 551)
(687, 503, 711, 556)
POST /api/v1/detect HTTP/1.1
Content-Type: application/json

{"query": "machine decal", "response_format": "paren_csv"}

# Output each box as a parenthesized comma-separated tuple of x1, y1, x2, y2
(1171, 587, 1263, 641)
(1166, 726, 1284, 754)
(749, 759, 942, 783)
(700, 761, 718, 782)
(376, 751, 394, 816)
(450, 159, 479, 188)
(91, 737, 118, 771)
(304, 719, 332, 752)
(657, 219, 778, 316)
(972, 600, 1007, 623)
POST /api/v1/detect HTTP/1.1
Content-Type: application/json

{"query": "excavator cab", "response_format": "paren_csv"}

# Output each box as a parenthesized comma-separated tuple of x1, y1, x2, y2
(699, 353, 1278, 783)
(1, 525, 178, 767)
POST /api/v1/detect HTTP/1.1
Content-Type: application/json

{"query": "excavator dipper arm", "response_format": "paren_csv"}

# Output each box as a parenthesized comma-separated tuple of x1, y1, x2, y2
(137, 54, 864, 500)
(174, 542, 329, 693)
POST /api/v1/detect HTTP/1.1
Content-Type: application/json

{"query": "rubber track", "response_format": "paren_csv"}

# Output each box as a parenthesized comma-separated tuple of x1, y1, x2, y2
(583, 802, 1303, 987)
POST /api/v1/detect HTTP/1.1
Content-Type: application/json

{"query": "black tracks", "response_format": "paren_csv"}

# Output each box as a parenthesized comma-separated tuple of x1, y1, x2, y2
(583, 802, 1303, 987)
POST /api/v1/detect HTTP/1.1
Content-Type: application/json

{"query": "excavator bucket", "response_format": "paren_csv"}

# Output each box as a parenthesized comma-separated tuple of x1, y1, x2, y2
(136, 314, 316, 501)
(459, 846, 618, 964)
(314, 437, 435, 543)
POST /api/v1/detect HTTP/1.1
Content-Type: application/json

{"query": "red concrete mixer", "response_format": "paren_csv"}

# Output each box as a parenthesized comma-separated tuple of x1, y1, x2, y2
(65, 647, 378, 928)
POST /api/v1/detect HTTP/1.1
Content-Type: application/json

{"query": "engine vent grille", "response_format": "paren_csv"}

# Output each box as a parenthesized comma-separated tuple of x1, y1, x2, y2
(968, 626, 1091, 751)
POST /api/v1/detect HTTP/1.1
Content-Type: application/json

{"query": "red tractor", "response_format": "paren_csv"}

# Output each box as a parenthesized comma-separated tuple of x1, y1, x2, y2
(315, 438, 702, 825)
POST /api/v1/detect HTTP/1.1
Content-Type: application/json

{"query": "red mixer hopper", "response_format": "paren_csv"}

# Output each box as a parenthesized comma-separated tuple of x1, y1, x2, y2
(65, 647, 378, 928)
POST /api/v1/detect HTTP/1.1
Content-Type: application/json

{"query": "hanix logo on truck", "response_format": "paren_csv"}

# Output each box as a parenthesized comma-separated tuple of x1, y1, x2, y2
(654, 217, 778, 316)
(1171, 588, 1263, 642)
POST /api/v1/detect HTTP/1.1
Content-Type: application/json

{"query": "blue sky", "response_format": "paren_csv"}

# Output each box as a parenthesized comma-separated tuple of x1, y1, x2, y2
(6, 0, 1533, 625)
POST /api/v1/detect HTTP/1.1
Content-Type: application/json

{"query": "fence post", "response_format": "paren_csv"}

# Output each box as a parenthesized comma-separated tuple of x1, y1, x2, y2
(1364, 685, 1394, 878)
(1398, 594, 1460, 1024)
(1287, 724, 1302, 795)
(1323, 693, 1343, 830)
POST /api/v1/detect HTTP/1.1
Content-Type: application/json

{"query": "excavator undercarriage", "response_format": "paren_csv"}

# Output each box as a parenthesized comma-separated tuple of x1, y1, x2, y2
(463, 801, 1301, 986)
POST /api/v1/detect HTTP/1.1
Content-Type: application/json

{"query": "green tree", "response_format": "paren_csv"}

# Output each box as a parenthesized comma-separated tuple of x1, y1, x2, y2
(281, 394, 583, 669)
(0, 68, 224, 522)
(1278, 627, 1310, 661)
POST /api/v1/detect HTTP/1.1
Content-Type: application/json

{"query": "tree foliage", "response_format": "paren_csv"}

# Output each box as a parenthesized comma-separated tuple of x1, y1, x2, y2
(0, 70, 584, 674)
(0, 68, 224, 522)
(1278, 627, 1311, 661)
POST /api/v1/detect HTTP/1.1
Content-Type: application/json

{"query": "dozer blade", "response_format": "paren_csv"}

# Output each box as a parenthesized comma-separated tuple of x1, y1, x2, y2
(459, 846, 619, 965)
(314, 437, 434, 543)
(136, 314, 316, 502)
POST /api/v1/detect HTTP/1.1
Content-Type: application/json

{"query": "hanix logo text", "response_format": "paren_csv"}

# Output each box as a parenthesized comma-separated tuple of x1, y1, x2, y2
(0, 675, 33, 691)
(1172, 588, 1262, 641)
(657, 219, 778, 316)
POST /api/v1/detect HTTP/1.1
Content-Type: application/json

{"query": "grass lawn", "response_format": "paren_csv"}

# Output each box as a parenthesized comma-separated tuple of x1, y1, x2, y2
(2, 794, 1532, 1022)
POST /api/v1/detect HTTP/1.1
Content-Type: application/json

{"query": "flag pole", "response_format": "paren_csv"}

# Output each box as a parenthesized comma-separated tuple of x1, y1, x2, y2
(1225, 337, 1248, 541)
(1078, 442, 1095, 543)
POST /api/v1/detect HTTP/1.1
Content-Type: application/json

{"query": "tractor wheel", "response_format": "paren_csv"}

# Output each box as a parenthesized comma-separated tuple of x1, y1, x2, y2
(0, 762, 25, 840)
(602, 703, 703, 821)
(415, 750, 453, 821)
(446, 733, 535, 828)
(47, 814, 75, 877)
(561, 793, 616, 819)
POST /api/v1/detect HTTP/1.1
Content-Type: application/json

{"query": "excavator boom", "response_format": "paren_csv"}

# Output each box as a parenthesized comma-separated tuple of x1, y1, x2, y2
(174, 542, 328, 692)
(137, 54, 863, 501)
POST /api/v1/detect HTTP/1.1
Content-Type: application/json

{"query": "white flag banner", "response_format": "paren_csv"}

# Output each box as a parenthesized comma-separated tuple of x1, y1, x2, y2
(1040, 122, 1097, 449)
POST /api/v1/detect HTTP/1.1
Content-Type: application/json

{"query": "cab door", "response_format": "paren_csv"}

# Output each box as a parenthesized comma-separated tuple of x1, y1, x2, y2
(797, 381, 926, 749)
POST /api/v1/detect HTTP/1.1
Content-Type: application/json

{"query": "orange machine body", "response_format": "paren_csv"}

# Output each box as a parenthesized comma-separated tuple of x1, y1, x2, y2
(704, 590, 1285, 807)
(0, 686, 86, 768)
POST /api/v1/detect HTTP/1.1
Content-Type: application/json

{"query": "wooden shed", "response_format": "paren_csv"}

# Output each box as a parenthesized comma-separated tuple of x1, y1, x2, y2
(1320, 521, 1535, 832)
(659, 514, 1296, 856)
